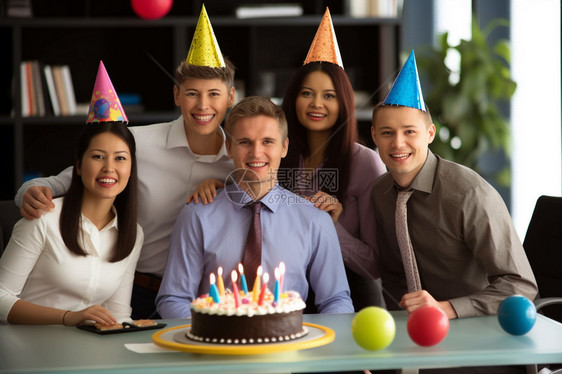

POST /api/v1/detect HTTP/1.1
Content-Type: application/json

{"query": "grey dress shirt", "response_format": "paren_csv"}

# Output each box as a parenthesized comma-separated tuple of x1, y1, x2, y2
(372, 150, 537, 318)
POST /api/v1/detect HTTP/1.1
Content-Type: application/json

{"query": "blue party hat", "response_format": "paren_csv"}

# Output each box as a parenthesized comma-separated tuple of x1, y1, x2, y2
(383, 50, 426, 111)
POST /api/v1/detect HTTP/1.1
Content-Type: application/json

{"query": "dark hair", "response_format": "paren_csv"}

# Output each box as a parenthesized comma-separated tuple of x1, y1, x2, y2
(60, 122, 138, 263)
(225, 96, 287, 143)
(175, 57, 236, 89)
(280, 62, 357, 203)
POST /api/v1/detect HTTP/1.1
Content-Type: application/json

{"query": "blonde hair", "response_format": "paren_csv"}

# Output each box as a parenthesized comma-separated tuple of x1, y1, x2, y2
(225, 96, 288, 142)
(174, 57, 235, 88)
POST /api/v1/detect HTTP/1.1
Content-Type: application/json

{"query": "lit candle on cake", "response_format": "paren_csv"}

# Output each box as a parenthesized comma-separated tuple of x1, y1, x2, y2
(274, 267, 280, 304)
(231, 270, 241, 308)
(252, 266, 263, 303)
(217, 266, 225, 296)
(279, 261, 285, 293)
(258, 272, 269, 306)
(209, 273, 220, 303)
(238, 263, 248, 294)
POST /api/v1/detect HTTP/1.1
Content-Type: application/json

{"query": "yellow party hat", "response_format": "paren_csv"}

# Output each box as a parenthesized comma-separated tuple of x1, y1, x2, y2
(304, 7, 344, 68)
(186, 5, 226, 68)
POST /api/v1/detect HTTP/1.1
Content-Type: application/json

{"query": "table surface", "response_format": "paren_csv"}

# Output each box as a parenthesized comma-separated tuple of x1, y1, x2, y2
(1, 311, 562, 374)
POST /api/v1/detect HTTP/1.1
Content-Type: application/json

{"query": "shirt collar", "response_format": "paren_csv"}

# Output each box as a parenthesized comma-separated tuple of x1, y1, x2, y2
(167, 116, 189, 149)
(167, 116, 230, 162)
(407, 150, 437, 194)
(80, 205, 119, 232)
(226, 182, 285, 213)
(392, 150, 437, 195)
(214, 126, 230, 160)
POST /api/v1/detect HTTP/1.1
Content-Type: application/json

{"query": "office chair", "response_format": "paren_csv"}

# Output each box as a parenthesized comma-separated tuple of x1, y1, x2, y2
(0, 200, 21, 255)
(523, 195, 562, 324)
(522, 195, 562, 374)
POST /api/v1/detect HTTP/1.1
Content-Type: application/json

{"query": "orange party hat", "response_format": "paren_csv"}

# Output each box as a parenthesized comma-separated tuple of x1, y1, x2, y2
(86, 61, 128, 123)
(304, 7, 343, 68)
(186, 5, 226, 68)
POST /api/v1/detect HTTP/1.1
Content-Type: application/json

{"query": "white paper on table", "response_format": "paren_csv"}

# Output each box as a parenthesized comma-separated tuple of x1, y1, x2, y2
(124, 343, 173, 353)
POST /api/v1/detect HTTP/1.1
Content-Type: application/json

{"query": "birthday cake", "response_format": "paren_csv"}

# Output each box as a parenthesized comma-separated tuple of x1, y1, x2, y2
(188, 289, 308, 345)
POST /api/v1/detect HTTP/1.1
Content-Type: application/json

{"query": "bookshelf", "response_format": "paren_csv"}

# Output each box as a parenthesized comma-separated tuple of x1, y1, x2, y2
(0, 3, 401, 200)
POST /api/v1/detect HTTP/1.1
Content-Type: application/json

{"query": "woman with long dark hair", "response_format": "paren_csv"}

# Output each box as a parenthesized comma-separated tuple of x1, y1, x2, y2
(279, 9, 386, 310)
(0, 63, 143, 326)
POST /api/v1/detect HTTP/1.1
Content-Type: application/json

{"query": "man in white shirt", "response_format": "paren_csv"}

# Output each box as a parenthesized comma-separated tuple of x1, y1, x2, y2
(13, 8, 236, 318)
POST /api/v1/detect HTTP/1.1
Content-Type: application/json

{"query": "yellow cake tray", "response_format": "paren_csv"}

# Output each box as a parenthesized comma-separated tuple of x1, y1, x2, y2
(152, 322, 334, 355)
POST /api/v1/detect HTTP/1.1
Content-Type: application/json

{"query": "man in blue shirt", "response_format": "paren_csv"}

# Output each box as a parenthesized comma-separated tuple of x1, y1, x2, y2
(156, 96, 353, 318)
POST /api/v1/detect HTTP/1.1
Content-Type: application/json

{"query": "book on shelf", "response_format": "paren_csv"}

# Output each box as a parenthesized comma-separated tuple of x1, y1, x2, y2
(19, 62, 77, 117)
(31, 61, 46, 117)
(43, 65, 61, 116)
(61, 65, 77, 116)
(52, 66, 69, 116)
(51, 65, 77, 116)
(25, 62, 34, 116)
(6, 0, 32, 18)
(20, 62, 29, 117)
(20, 61, 41, 117)
(235, 4, 303, 19)
(347, 0, 403, 18)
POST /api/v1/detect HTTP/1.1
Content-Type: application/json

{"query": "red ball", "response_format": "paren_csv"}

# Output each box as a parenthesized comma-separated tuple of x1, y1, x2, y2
(407, 305, 450, 347)
(131, 0, 173, 20)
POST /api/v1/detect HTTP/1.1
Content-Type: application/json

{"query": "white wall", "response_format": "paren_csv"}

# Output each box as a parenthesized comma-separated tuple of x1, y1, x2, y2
(511, 0, 561, 238)
(433, 0, 471, 85)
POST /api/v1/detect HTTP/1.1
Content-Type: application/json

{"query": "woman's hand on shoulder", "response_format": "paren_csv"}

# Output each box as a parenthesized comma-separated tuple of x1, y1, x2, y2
(306, 191, 342, 224)
(187, 179, 224, 205)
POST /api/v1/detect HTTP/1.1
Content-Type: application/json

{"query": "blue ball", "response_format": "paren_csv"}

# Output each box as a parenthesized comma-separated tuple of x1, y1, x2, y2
(497, 295, 536, 335)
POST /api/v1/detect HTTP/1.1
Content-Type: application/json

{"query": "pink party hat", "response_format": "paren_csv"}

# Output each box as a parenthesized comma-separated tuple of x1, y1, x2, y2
(383, 50, 426, 112)
(186, 5, 226, 68)
(86, 61, 128, 123)
(304, 7, 344, 68)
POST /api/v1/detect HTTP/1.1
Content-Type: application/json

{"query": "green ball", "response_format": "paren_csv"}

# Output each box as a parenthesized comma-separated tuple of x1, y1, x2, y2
(352, 307, 396, 351)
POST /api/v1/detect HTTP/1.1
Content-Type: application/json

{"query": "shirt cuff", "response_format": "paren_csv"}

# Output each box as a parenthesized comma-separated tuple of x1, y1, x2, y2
(448, 297, 477, 318)
(0, 295, 20, 324)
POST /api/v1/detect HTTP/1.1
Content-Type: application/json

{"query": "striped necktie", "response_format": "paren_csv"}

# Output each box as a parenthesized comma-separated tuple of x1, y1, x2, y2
(395, 190, 422, 292)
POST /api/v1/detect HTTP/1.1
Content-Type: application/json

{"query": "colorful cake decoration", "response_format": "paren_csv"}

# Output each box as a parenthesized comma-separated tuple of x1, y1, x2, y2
(185, 5, 226, 68)
(304, 7, 344, 68)
(198, 262, 290, 308)
(188, 261, 307, 345)
(86, 61, 128, 123)
(383, 50, 426, 112)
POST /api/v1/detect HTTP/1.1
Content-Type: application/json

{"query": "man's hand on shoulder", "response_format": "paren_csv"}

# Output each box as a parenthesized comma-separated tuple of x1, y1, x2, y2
(21, 186, 55, 220)
(187, 178, 224, 205)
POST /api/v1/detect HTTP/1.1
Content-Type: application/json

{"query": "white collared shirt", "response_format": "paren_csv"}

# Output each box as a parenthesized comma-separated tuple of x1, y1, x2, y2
(130, 116, 234, 275)
(0, 197, 143, 323)
(15, 116, 235, 276)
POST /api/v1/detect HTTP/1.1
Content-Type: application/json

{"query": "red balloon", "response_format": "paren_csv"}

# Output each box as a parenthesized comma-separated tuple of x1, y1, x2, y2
(407, 305, 450, 347)
(131, 0, 173, 20)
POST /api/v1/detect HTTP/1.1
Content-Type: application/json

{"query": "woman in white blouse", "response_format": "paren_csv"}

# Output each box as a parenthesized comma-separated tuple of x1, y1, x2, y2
(0, 122, 143, 326)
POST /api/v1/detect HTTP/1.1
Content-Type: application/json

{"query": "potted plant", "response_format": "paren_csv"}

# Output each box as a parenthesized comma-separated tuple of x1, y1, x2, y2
(416, 18, 516, 186)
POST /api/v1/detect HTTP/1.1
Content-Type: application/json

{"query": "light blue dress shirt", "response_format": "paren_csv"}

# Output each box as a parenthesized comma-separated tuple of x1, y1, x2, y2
(156, 182, 353, 318)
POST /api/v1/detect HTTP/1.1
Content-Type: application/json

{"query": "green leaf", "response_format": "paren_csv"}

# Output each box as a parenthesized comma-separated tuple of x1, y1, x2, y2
(494, 40, 511, 63)
(415, 17, 515, 186)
